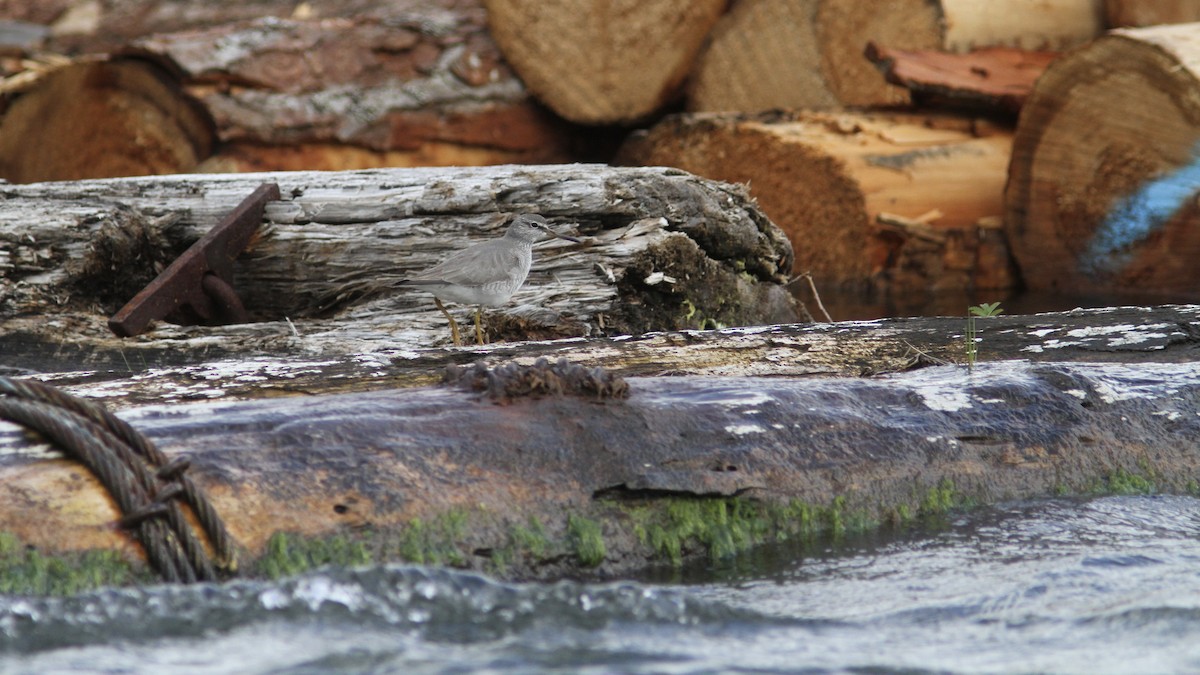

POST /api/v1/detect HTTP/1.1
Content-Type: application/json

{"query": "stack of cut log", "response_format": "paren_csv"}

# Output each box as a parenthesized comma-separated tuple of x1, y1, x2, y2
(485, 0, 1200, 302)
(0, 0, 581, 181)
(4, 1, 1200, 303)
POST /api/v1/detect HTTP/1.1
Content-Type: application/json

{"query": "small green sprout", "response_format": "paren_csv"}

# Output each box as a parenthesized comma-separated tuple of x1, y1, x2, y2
(966, 302, 1004, 370)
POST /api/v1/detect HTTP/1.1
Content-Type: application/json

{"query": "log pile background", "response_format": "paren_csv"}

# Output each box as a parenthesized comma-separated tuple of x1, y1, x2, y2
(2, 0, 1198, 309)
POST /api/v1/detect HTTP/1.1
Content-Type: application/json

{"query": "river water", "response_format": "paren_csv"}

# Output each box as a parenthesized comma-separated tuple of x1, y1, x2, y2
(2, 495, 1199, 674)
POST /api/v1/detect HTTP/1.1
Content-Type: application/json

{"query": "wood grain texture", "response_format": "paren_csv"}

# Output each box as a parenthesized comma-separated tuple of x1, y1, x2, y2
(1104, 0, 1200, 28)
(1006, 23, 1200, 296)
(866, 44, 1059, 113)
(687, 0, 1102, 111)
(0, 4, 579, 177)
(38, 0, 484, 53)
(687, 0, 837, 112)
(0, 58, 214, 182)
(485, 0, 727, 123)
(618, 110, 1014, 293)
(129, 13, 575, 169)
(938, 0, 1103, 52)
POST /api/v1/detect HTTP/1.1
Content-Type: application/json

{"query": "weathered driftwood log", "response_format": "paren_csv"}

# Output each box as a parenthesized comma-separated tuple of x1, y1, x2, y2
(0, 165, 797, 368)
(686, 0, 1103, 112)
(0, 57, 214, 182)
(1006, 22, 1200, 298)
(483, 0, 727, 124)
(865, 44, 1059, 114)
(3, 354, 1200, 581)
(1105, 1, 1200, 28)
(617, 111, 1016, 295)
(20, 304, 1200, 407)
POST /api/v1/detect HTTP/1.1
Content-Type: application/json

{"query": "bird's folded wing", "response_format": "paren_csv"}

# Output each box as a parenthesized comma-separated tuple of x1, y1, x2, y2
(405, 243, 523, 287)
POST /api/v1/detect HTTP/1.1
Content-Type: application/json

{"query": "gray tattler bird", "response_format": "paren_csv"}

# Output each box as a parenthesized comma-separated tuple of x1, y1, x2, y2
(400, 214, 580, 346)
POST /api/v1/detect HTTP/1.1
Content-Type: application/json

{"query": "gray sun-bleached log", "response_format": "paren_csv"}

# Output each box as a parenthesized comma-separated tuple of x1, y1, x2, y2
(0, 165, 798, 372)
(16, 304, 1200, 408)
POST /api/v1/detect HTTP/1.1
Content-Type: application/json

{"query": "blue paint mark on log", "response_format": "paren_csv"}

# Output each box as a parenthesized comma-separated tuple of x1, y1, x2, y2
(1080, 150, 1200, 277)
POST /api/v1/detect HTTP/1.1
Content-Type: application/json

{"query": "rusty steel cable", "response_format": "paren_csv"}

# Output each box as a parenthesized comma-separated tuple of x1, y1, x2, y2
(0, 377, 238, 571)
(0, 377, 237, 583)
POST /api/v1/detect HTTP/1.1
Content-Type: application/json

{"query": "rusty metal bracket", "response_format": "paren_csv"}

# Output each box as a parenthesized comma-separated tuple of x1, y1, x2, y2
(108, 183, 281, 337)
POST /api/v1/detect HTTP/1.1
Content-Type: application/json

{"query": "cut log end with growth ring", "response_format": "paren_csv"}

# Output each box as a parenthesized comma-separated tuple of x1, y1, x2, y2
(1006, 22, 1200, 299)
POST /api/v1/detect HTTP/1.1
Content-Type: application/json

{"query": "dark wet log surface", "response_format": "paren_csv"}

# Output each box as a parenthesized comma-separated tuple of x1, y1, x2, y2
(2, 353, 1200, 580)
(2, 304, 1200, 580)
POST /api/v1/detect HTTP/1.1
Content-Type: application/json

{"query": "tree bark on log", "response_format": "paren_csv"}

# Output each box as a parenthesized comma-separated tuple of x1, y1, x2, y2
(865, 44, 1059, 114)
(1104, 1, 1200, 28)
(129, 14, 578, 172)
(687, 0, 1103, 112)
(0, 166, 798, 367)
(617, 110, 1016, 295)
(0, 4, 582, 180)
(1005, 23, 1200, 298)
(482, 0, 728, 124)
(11, 0, 485, 54)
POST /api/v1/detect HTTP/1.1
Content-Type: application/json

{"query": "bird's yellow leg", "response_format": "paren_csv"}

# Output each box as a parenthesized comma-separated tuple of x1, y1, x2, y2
(434, 298, 461, 347)
(474, 307, 486, 345)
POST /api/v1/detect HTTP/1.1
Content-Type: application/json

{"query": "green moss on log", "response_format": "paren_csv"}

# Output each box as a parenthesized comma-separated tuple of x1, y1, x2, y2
(12, 462, 1192, 596)
(0, 533, 144, 595)
(1090, 467, 1156, 496)
(622, 494, 884, 567)
(615, 235, 793, 333)
(255, 531, 372, 580)
(394, 509, 469, 567)
(567, 513, 607, 567)
(491, 515, 553, 575)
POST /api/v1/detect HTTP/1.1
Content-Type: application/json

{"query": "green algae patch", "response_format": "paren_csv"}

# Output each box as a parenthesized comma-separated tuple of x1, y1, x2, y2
(611, 483, 982, 569)
(393, 509, 470, 567)
(911, 478, 973, 521)
(920, 479, 960, 515)
(1089, 467, 1157, 496)
(619, 495, 883, 568)
(509, 516, 551, 558)
(250, 508, 606, 581)
(255, 531, 372, 580)
(490, 516, 554, 575)
(629, 498, 770, 565)
(0, 532, 144, 595)
(824, 495, 882, 538)
(567, 514, 606, 567)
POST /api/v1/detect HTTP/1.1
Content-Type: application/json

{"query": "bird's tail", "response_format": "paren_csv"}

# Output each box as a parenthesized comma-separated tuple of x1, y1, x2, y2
(314, 273, 409, 315)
